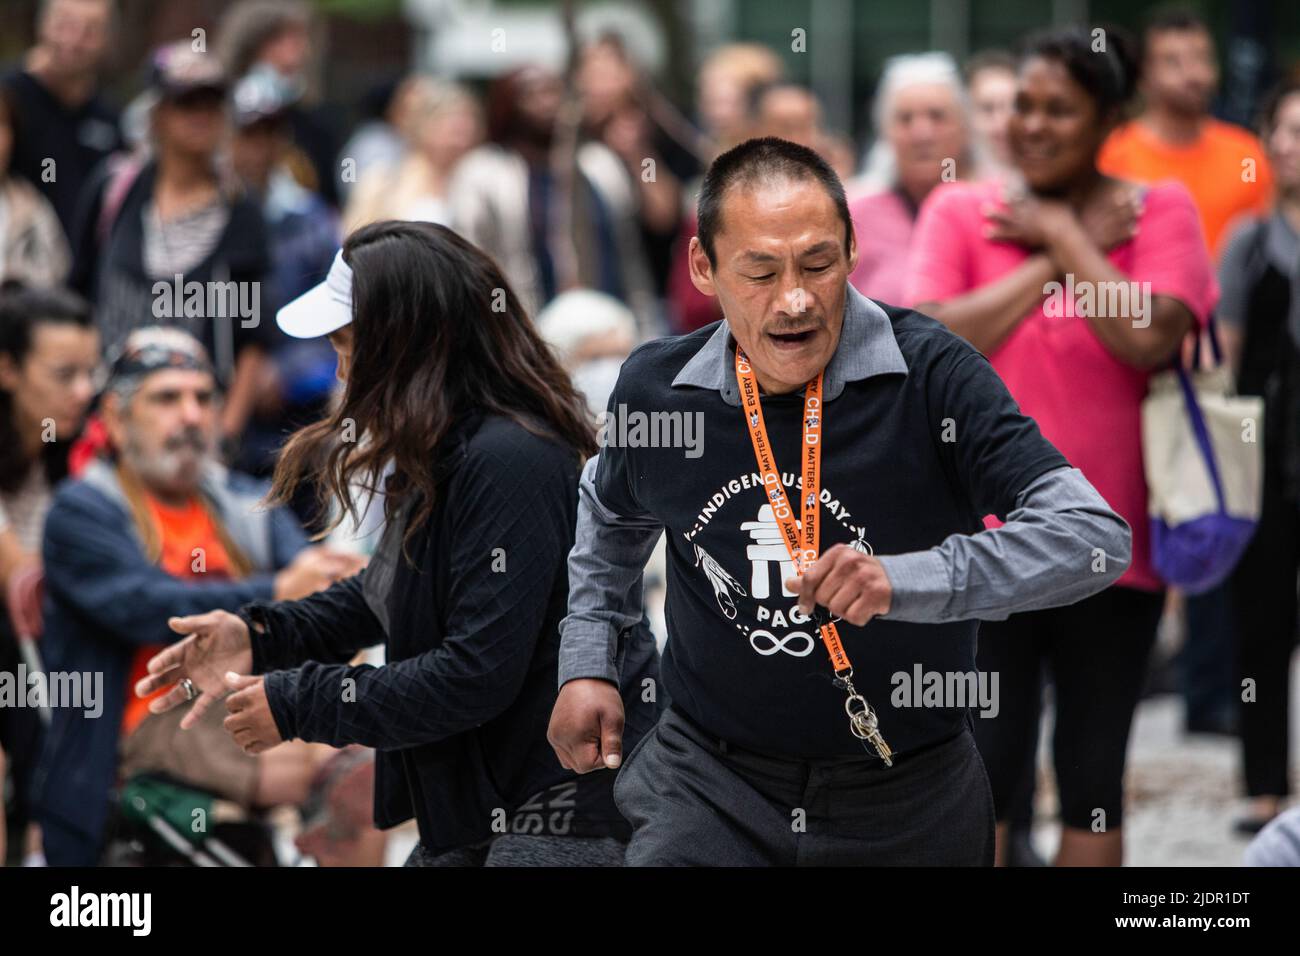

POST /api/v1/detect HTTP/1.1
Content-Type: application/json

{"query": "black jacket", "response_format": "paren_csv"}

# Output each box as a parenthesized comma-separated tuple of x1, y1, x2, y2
(244, 413, 658, 852)
(69, 158, 271, 384)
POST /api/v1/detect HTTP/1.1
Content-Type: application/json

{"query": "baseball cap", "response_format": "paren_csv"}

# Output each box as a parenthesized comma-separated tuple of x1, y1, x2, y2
(149, 41, 228, 99)
(276, 248, 353, 338)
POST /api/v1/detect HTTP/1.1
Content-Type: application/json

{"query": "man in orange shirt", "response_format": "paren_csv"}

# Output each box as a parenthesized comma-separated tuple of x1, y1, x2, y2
(1099, 9, 1273, 256)
(32, 327, 363, 864)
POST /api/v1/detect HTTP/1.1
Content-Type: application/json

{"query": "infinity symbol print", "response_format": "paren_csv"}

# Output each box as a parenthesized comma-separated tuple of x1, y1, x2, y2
(749, 629, 815, 657)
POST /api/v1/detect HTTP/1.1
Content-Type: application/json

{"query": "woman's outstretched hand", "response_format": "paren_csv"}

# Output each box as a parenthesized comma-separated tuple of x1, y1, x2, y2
(134, 610, 253, 730)
(223, 673, 283, 754)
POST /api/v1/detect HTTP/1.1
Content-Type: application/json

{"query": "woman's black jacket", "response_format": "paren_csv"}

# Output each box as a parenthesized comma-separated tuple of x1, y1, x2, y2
(241, 413, 659, 853)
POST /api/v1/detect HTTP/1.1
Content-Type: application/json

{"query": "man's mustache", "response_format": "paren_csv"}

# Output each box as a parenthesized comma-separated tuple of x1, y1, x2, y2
(163, 428, 209, 454)
(765, 317, 824, 334)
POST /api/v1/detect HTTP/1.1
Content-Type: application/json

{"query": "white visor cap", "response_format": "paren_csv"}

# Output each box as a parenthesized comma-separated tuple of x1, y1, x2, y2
(276, 248, 353, 338)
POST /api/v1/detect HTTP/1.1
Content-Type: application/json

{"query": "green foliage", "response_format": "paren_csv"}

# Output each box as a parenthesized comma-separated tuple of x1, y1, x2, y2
(309, 0, 404, 21)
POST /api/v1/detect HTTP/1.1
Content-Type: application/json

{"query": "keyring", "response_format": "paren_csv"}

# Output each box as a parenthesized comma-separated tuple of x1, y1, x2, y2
(844, 694, 878, 739)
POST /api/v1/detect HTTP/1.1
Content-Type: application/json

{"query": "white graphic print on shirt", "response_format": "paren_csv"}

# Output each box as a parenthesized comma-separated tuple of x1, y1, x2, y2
(683, 471, 871, 659)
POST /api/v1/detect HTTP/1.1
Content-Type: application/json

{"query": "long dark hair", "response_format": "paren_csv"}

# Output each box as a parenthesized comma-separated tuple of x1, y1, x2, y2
(269, 220, 598, 554)
(0, 283, 94, 494)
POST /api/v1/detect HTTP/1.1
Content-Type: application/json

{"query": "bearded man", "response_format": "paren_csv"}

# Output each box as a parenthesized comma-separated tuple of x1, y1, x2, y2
(32, 326, 359, 865)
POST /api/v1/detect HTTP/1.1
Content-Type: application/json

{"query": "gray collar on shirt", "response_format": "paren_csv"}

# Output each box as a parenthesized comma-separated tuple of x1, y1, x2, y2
(671, 284, 909, 406)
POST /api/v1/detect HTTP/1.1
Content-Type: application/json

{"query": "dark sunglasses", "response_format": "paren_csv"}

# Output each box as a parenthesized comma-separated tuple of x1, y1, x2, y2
(166, 87, 227, 112)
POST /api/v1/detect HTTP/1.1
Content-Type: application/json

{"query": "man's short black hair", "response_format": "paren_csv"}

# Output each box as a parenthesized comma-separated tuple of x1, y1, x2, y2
(745, 80, 812, 123)
(1141, 5, 1212, 64)
(696, 136, 853, 268)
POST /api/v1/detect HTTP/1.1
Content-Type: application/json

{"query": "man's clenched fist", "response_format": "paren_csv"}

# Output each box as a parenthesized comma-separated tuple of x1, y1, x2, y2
(548, 678, 624, 773)
(785, 543, 893, 627)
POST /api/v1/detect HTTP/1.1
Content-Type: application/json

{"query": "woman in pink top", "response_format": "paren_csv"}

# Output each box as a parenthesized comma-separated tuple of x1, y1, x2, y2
(907, 28, 1216, 867)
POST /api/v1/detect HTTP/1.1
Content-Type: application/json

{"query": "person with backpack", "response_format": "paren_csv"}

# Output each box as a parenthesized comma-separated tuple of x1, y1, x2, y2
(1215, 78, 1300, 835)
(69, 41, 271, 451)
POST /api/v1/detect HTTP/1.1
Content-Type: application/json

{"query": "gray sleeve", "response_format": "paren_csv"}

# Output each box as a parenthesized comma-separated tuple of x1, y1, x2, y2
(1215, 219, 1260, 329)
(876, 465, 1131, 624)
(1242, 807, 1300, 866)
(557, 455, 663, 688)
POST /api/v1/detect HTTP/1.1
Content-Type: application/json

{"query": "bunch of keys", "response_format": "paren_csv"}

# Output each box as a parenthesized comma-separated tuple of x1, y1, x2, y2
(815, 603, 895, 767)
(844, 689, 894, 767)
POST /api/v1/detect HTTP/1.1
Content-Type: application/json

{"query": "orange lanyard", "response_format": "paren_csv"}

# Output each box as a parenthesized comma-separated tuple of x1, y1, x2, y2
(735, 347, 850, 674)
(734, 345, 894, 764)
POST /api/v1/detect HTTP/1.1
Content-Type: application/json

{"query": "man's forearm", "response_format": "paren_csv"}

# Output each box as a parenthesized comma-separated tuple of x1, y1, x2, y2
(878, 466, 1131, 624)
(558, 456, 662, 687)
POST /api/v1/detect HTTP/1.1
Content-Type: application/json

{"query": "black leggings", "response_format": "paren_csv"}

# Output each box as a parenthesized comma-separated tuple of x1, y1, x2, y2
(972, 586, 1163, 831)
(1230, 453, 1299, 798)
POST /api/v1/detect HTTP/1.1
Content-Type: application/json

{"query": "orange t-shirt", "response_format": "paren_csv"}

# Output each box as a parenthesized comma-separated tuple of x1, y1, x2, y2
(121, 495, 235, 736)
(1099, 118, 1274, 257)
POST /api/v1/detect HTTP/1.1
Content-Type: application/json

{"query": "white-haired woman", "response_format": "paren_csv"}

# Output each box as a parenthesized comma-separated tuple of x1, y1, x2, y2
(535, 288, 637, 416)
(848, 52, 984, 302)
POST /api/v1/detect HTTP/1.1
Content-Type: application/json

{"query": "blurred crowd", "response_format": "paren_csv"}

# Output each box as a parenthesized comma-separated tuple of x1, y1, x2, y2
(0, 0, 1297, 866)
